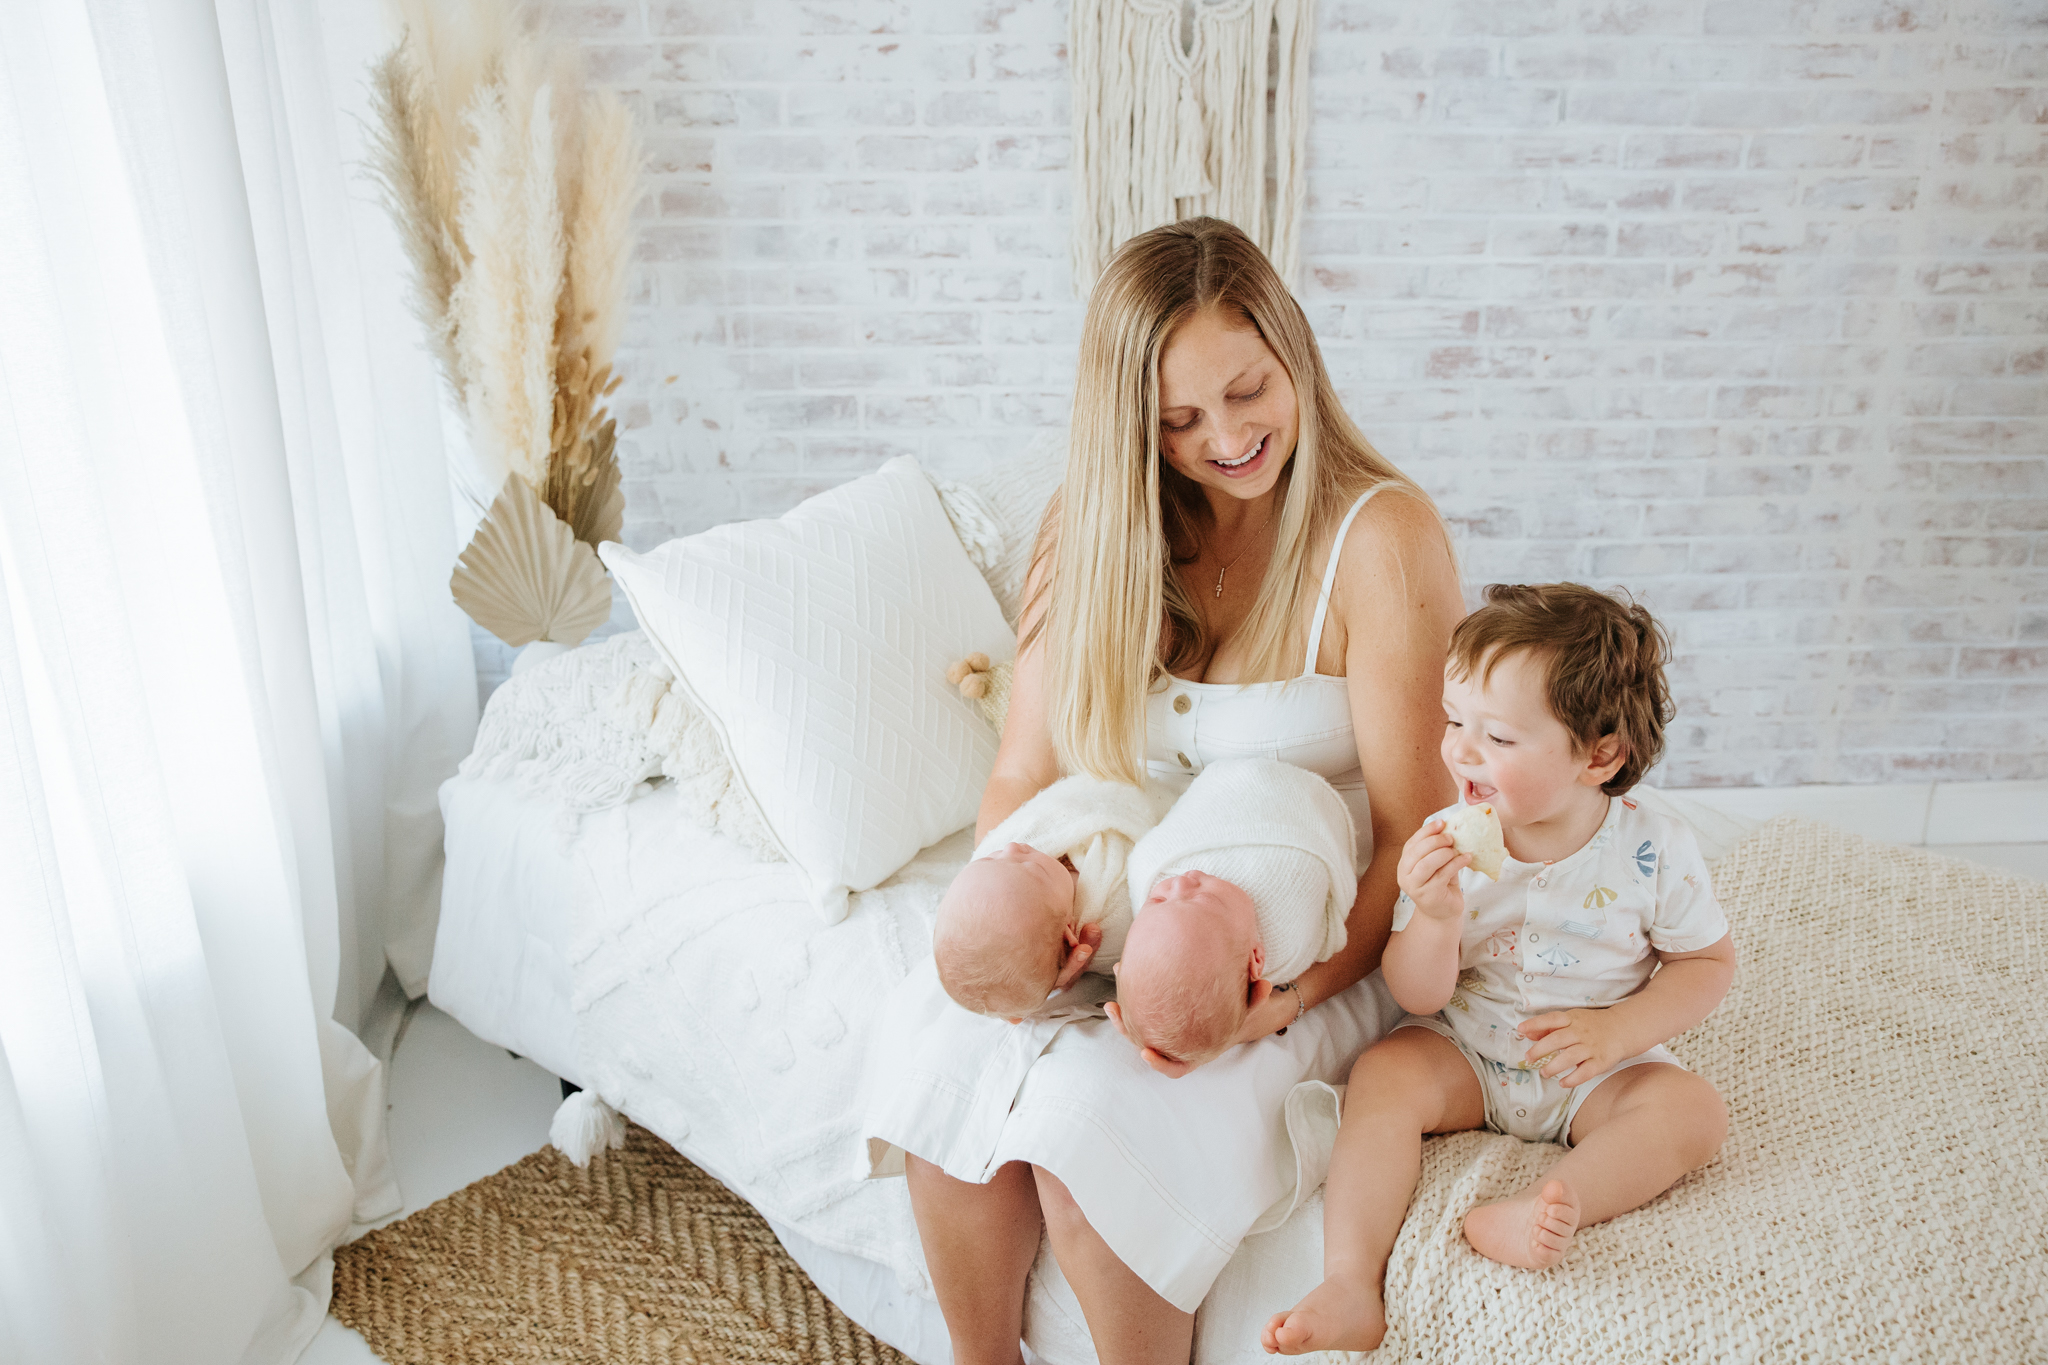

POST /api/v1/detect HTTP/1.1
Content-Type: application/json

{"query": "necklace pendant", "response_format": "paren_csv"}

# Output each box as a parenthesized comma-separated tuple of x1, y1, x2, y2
(1214, 567, 1226, 598)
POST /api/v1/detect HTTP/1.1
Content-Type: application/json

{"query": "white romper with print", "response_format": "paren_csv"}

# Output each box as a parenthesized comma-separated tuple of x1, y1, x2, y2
(1391, 792, 1730, 1143)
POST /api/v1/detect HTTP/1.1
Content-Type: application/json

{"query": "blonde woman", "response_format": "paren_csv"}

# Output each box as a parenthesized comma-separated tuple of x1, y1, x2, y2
(863, 218, 1461, 1364)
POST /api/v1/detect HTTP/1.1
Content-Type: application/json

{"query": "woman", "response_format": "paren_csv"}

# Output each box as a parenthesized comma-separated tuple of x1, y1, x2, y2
(866, 218, 1462, 1364)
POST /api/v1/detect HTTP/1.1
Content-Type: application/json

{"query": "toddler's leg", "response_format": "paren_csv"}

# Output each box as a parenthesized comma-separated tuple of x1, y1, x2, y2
(1463, 1062, 1726, 1269)
(1261, 1029, 1483, 1356)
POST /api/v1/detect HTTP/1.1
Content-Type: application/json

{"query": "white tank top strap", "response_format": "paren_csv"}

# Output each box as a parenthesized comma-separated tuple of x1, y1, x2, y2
(1302, 484, 1388, 675)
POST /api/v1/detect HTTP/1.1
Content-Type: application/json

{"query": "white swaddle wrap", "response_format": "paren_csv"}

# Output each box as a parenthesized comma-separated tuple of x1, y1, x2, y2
(974, 772, 1162, 971)
(1125, 758, 1358, 984)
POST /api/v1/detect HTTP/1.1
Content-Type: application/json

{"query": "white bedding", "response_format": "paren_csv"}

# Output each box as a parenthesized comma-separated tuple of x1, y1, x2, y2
(434, 771, 960, 1362)
(434, 761, 1762, 1365)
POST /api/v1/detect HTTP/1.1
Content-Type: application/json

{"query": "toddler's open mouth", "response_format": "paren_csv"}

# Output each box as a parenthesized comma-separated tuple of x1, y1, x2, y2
(1462, 778, 1497, 805)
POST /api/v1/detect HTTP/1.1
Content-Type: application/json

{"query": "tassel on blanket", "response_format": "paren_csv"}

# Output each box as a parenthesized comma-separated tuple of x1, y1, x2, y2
(549, 1088, 626, 1167)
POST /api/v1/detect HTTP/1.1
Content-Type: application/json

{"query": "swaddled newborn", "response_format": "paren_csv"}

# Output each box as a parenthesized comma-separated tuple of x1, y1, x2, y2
(933, 774, 1160, 1020)
(1109, 759, 1358, 1076)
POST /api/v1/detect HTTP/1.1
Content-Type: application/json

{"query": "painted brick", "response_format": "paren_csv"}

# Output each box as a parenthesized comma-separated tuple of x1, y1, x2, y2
(563, 0, 2048, 786)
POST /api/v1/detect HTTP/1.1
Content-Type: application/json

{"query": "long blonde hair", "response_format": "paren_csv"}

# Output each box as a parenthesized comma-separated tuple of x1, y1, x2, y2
(1033, 217, 1443, 784)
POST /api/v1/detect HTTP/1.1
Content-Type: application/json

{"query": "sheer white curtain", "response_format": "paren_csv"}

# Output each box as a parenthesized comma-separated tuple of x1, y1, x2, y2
(0, 0, 475, 1359)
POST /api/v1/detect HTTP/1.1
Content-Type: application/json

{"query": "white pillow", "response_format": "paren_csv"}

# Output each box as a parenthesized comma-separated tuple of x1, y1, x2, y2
(599, 457, 1015, 921)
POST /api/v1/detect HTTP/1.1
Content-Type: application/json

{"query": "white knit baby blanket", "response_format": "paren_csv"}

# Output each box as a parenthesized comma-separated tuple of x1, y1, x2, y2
(974, 773, 1165, 971)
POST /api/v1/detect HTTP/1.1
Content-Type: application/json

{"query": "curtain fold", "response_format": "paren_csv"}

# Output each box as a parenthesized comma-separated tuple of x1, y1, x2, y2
(0, 0, 476, 1359)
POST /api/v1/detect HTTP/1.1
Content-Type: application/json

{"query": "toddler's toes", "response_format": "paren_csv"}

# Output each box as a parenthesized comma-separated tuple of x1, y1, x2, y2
(1464, 1177, 1581, 1270)
(1530, 1179, 1580, 1259)
(1260, 1312, 1286, 1354)
(1264, 1277, 1387, 1355)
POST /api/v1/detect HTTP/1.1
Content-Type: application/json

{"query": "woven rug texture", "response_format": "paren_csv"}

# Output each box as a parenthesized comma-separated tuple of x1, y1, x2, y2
(330, 1122, 909, 1365)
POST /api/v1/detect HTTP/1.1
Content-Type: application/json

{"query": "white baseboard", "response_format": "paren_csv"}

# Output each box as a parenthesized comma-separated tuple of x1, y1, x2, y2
(1925, 781, 2048, 846)
(1667, 781, 2048, 847)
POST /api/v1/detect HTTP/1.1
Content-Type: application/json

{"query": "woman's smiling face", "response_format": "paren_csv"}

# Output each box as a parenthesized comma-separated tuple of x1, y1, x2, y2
(1155, 306, 1299, 504)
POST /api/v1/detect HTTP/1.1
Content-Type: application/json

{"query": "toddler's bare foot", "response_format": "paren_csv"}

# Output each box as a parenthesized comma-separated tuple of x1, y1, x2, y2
(1463, 1178, 1580, 1269)
(1260, 1274, 1386, 1355)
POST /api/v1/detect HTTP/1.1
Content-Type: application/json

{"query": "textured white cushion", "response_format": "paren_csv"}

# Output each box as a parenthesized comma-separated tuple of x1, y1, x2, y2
(599, 457, 1015, 921)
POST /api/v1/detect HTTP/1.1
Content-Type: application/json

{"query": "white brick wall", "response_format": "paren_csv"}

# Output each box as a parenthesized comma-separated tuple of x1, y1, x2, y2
(490, 0, 2048, 786)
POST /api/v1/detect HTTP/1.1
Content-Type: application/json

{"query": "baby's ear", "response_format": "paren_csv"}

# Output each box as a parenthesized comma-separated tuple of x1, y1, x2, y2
(1139, 1047, 1193, 1080)
(1246, 976, 1275, 1012)
(1105, 1001, 1129, 1038)
(1247, 942, 1265, 981)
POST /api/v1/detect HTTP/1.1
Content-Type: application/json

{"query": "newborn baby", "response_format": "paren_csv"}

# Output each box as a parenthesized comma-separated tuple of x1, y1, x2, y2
(933, 774, 1160, 1020)
(1109, 759, 1358, 1077)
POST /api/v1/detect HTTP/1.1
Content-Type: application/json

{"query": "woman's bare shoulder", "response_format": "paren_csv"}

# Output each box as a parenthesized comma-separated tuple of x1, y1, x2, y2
(1332, 485, 1459, 605)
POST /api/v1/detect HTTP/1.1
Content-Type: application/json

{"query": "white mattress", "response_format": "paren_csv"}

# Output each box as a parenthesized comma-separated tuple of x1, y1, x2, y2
(430, 773, 957, 1364)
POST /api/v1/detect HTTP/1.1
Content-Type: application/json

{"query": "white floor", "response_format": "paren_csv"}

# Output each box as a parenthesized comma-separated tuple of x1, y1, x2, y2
(301, 803, 2047, 1365)
(302, 1004, 562, 1365)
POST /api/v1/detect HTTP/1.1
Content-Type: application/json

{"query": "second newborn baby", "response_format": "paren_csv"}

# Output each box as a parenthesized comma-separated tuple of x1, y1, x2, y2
(1111, 759, 1359, 1077)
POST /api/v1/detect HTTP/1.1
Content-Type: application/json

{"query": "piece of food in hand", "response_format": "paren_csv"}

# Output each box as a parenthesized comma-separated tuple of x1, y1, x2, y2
(1443, 802, 1505, 881)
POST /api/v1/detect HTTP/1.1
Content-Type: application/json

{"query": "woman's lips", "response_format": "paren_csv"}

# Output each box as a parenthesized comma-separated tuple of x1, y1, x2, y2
(1210, 433, 1269, 479)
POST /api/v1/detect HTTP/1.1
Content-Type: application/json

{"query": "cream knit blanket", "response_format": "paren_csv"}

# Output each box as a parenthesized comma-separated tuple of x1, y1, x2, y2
(1213, 815, 2047, 1363)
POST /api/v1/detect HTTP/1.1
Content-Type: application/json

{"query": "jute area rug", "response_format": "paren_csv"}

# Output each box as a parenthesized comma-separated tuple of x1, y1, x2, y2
(331, 1123, 909, 1365)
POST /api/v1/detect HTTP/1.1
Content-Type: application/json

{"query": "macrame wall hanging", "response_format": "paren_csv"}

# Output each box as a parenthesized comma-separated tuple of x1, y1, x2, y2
(1070, 0, 1316, 293)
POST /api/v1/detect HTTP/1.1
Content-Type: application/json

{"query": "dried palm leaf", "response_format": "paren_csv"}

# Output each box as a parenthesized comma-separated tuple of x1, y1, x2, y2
(450, 475, 613, 646)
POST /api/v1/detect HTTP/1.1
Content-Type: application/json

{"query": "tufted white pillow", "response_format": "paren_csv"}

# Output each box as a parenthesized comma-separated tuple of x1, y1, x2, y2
(599, 457, 1015, 922)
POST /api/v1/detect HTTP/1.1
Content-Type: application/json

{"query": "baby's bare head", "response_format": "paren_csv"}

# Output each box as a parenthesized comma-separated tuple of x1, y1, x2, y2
(1111, 871, 1262, 1073)
(934, 843, 1075, 1019)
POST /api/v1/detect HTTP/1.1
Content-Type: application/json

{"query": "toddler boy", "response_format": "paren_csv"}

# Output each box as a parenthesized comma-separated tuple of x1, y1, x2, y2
(1264, 583, 1737, 1355)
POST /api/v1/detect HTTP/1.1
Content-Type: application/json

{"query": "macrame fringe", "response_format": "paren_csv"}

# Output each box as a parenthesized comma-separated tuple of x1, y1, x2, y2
(1071, 0, 1315, 292)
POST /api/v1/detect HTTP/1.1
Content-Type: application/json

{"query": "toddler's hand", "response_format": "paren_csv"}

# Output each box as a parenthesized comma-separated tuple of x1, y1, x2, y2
(1396, 819, 1469, 923)
(1518, 1009, 1629, 1087)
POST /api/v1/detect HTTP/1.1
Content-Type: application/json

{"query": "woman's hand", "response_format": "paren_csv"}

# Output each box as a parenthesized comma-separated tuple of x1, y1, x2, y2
(1229, 982, 1301, 1049)
(1518, 1009, 1630, 1088)
(1396, 819, 1469, 923)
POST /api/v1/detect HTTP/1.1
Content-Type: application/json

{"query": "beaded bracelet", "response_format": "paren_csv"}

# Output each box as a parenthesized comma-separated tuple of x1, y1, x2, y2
(1272, 981, 1309, 1035)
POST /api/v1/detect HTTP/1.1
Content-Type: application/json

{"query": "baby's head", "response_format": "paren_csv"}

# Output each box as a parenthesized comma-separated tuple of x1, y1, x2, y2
(1108, 870, 1269, 1078)
(1442, 583, 1673, 830)
(933, 843, 1079, 1020)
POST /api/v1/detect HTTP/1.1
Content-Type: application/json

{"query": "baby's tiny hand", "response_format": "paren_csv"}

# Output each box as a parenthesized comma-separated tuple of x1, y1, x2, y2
(1397, 819, 1469, 923)
(1517, 1009, 1629, 1087)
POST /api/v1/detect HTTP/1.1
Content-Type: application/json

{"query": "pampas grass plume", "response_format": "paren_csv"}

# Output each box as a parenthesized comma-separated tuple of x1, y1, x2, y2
(454, 72, 564, 490)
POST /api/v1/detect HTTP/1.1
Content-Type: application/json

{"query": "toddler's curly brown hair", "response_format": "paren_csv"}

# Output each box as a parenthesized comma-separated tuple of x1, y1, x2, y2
(1447, 583, 1674, 795)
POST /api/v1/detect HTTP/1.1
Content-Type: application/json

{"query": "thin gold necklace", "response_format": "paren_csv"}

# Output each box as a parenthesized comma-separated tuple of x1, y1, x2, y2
(1212, 509, 1275, 598)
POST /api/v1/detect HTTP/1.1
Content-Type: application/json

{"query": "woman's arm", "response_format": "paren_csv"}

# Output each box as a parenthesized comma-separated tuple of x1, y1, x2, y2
(1235, 491, 1462, 1043)
(975, 516, 1062, 842)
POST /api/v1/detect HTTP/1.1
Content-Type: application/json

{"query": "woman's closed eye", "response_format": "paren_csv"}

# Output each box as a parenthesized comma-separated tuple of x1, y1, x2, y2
(1159, 382, 1271, 434)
